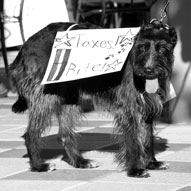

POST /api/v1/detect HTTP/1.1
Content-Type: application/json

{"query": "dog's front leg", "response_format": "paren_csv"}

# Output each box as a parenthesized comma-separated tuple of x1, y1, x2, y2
(114, 110, 150, 178)
(146, 122, 169, 170)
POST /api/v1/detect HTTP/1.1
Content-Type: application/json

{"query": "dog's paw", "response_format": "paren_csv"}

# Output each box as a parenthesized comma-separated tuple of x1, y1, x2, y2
(63, 155, 100, 169)
(84, 160, 100, 168)
(32, 163, 56, 172)
(147, 161, 169, 170)
(127, 169, 150, 178)
(75, 158, 99, 169)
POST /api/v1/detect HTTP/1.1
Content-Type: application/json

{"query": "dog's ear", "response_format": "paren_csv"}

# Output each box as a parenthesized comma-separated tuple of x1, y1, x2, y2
(169, 28, 177, 48)
(139, 22, 152, 33)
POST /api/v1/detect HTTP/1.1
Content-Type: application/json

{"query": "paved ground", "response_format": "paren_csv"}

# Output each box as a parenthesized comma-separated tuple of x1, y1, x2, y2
(0, 95, 191, 191)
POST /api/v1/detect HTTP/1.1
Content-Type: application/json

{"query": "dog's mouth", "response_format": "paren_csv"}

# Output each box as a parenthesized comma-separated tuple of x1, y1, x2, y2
(134, 68, 161, 93)
(134, 74, 160, 94)
(145, 78, 159, 93)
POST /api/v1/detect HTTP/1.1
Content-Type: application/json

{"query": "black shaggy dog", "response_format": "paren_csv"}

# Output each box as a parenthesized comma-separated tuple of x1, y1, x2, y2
(9, 20, 177, 177)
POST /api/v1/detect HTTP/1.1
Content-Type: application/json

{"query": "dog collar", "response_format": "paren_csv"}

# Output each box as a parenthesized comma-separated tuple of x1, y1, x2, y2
(150, 18, 169, 30)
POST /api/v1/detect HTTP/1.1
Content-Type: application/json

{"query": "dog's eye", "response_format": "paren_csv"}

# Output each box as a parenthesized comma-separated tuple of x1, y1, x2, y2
(157, 47, 166, 54)
(138, 45, 146, 52)
(155, 41, 172, 54)
(156, 45, 167, 54)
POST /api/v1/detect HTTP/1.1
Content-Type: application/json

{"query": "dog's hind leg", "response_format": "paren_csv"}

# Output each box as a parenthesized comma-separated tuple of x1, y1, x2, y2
(23, 95, 57, 172)
(114, 109, 150, 178)
(147, 157, 169, 170)
(57, 105, 99, 168)
(23, 115, 51, 171)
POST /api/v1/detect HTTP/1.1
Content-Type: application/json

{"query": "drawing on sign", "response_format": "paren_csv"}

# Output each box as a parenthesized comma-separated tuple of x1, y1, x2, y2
(47, 49, 71, 81)
(41, 27, 140, 84)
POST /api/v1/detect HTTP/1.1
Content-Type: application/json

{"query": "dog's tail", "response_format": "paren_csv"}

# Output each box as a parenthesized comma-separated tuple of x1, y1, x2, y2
(12, 95, 28, 113)
(9, 49, 28, 113)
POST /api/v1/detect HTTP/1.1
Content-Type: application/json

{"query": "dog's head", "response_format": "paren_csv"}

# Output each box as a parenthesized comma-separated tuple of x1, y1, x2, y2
(132, 20, 177, 82)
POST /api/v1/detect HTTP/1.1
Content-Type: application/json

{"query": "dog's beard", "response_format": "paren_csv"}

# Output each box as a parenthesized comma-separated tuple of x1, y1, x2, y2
(145, 79, 159, 93)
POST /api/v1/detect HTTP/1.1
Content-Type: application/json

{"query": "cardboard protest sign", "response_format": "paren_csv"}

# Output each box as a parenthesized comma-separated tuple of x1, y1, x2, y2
(41, 27, 140, 84)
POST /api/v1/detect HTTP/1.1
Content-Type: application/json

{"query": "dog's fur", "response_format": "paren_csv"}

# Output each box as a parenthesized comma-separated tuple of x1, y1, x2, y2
(9, 21, 177, 177)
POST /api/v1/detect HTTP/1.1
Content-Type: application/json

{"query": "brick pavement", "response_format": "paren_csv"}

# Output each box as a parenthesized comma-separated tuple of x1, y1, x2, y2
(0, 96, 191, 191)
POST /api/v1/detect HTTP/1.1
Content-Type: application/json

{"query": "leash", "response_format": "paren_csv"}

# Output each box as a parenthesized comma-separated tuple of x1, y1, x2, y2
(157, 0, 189, 122)
(150, 0, 171, 29)
(160, 0, 170, 23)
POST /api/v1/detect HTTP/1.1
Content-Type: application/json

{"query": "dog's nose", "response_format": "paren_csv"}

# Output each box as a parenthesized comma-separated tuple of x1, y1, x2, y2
(144, 67, 153, 74)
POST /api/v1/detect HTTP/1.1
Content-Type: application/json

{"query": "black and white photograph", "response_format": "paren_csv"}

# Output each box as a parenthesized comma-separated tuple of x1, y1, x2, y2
(0, 0, 191, 190)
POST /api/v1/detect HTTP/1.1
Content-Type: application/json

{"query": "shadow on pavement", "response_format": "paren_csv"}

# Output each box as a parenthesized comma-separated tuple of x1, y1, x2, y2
(22, 133, 168, 160)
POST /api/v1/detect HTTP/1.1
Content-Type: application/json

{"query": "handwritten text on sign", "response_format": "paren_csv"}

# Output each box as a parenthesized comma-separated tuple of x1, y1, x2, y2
(41, 27, 140, 84)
